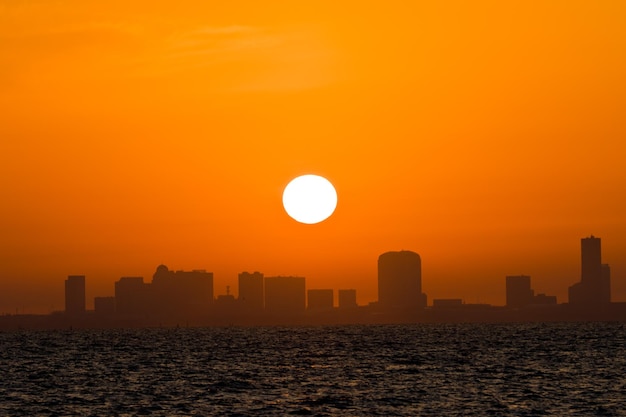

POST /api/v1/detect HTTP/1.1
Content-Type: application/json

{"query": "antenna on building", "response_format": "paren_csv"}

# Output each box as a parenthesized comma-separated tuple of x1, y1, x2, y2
(226, 286, 230, 296)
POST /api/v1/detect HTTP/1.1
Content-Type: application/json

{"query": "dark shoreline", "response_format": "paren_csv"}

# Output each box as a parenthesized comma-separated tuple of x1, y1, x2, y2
(2, 302, 626, 331)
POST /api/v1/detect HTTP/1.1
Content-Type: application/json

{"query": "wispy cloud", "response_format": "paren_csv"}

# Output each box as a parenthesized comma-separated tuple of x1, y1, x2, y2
(162, 25, 270, 59)
(0, 21, 144, 92)
(140, 24, 336, 92)
(0, 2, 336, 95)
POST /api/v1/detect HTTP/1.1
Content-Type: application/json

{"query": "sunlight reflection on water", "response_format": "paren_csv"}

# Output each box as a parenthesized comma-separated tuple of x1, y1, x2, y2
(0, 322, 625, 416)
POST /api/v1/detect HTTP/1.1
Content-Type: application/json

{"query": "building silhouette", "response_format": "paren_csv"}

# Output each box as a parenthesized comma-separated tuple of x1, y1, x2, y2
(264, 276, 306, 314)
(40, 235, 625, 329)
(114, 277, 149, 316)
(94, 296, 115, 315)
(214, 286, 238, 316)
(307, 289, 333, 311)
(533, 293, 557, 305)
(569, 236, 611, 306)
(602, 264, 611, 302)
(378, 250, 427, 309)
(338, 289, 358, 309)
(433, 299, 463, 308)
(216, 286, 235, 303)
(112, 266, 214, 317)
(152, 265, 213, 315)
(65, 275, 85, 315)
(238, 271, 264, 311)
(506, 275, 533, 308)
(506, 275, 557, 308)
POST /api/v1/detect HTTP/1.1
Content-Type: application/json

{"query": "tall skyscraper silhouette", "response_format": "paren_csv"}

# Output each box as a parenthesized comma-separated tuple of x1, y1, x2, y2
(569, 236, 611, 306)
(581, 236, 602, 285)
(65, 275, 85, 315)
(238, 271, 264, 311)
(601, 264, 611, 302)
(378, 250, 427, 309)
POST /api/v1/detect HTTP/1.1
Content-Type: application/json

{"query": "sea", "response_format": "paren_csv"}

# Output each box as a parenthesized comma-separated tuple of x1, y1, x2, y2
(0, 322, 624, 416)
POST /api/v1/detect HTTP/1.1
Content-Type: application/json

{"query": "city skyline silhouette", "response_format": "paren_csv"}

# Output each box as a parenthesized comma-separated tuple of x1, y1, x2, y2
(1, 223, 624, 316)
(2, 235, 624, 330)
(1, 1, 625, 316)
(64, 236, 620, 316)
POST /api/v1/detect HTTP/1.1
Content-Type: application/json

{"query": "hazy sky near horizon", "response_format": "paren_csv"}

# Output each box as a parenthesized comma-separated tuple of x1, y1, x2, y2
(1, 1, 625, 313)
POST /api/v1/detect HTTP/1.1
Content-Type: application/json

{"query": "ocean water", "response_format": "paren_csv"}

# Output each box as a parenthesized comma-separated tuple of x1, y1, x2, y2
(0, 322, 625, 416)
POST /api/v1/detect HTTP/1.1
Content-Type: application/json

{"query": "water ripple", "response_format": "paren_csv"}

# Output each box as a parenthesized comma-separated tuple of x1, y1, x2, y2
(0, 322, 625, 416)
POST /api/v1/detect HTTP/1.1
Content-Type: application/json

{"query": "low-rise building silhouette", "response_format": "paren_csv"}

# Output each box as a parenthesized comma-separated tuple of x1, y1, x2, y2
(216, 286, 235, 302)
(533, 293, 557, 305)
(214, 286, 237, 316)
(433, 299, 463, 308)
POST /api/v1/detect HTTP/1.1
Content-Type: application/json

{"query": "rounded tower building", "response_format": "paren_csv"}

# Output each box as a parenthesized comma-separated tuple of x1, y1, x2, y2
(378, 250, 427, 309)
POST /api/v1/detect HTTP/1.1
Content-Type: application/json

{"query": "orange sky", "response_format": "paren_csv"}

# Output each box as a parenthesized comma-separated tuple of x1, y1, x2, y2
(1, 1, 625, 313)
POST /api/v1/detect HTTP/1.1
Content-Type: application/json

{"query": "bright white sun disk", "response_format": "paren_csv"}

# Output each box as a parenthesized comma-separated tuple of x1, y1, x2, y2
(282, 175, 337, 224)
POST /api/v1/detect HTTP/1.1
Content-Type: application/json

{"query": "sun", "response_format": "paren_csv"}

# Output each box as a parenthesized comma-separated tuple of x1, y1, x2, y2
(282, 175, 337, 224)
